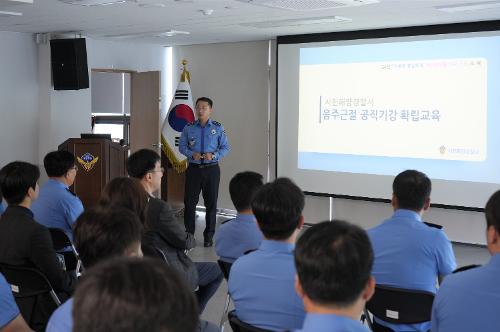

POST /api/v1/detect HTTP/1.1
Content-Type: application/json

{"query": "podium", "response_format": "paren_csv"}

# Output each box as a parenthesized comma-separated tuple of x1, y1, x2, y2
(59, 138, 128, 208)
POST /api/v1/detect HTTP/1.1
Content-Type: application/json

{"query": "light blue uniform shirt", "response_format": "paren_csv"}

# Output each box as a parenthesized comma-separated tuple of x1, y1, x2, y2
(46, 298, 73, 332)
(368, 209, 456, 332)
(228, 240, 305, 331)
(431, 254, 500, 332)
(0, 273, 20, 329)
(179, 119, 230, 164)
(0, 201, 5, 216)
(214, 213, 263, 263)
(31, 179, 84, 241)
(295, 313, 370, 332)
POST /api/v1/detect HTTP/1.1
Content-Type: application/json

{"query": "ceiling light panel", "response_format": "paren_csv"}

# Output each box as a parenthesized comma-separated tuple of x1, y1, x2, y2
(242, 16, 352, 28)
(436, 1, 500, 13)
(234, 0, 379, 11)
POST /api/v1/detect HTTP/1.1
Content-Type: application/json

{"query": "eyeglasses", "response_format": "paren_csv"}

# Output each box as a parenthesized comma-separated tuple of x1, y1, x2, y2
(149, 167, 165, 174)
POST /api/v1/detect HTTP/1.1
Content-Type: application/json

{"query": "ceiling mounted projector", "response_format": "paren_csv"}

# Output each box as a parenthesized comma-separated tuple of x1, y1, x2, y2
(234, 0, 379, 11)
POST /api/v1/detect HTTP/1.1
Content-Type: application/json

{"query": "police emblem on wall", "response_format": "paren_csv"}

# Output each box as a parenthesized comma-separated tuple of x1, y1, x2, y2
(77, 152, 99, 172)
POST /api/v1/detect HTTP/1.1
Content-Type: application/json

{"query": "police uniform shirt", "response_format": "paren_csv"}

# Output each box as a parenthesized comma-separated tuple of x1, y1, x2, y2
(179, 119, 230, 164)
(31, 179, 84, 240)
(294, 313, 370, 332)
(228, 240, 306, 331)
(46, 298, 73, 332)
(368, 209, 456, 332)
(0, 272, 19, 329)
(214, 213, 263, 263)
(431, 254, 500, 332)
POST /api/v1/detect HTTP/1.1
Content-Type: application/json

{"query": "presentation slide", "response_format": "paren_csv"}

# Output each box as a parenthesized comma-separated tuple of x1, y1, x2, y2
(278, 30, 500, 208)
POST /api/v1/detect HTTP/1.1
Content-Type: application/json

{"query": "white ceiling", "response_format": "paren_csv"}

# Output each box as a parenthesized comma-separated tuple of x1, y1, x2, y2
(1, 0, 500, 45)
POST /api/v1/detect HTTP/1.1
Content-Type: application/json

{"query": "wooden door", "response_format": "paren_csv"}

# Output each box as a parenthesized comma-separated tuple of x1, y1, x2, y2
(130, 71, 161, 154)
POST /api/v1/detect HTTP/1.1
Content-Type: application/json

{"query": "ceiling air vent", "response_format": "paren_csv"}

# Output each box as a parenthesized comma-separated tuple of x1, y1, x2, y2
(234, 0, 379, 11)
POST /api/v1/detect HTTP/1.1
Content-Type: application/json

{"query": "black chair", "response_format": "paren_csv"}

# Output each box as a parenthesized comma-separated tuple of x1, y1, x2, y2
(217, 260, 233, 331)
(228, 310, 274, 332)
(48, 228, 83, 274)
(453, 264, 481, 274)
(364, 285, 435, 332)
(0, 263, 61, 331)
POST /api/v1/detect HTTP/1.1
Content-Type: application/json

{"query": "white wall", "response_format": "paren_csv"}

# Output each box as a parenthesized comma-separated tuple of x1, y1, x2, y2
(37, 38, 168, 169)
(174, 41, 272, 211)
(0, 32, 39, 166)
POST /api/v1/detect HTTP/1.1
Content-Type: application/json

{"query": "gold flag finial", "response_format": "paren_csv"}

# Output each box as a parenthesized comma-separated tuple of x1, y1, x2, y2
(180, 59, 191, 83)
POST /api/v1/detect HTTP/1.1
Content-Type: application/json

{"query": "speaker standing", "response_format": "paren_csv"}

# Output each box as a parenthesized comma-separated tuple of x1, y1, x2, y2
(179, 97, 230, 247)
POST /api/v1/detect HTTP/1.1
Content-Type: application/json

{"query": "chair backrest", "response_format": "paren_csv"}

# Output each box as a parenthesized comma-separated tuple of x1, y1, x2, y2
(453, 264, 481, 274)
(217, 260, 233, 280)
(142, 244, 169, 265)
(228, 310, 274, 332)
(48, 228, 72, 251)
(366, 285, 434, 324)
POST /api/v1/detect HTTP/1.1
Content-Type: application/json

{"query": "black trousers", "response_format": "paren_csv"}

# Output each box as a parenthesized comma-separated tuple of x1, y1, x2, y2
(184, 164, 220, 240)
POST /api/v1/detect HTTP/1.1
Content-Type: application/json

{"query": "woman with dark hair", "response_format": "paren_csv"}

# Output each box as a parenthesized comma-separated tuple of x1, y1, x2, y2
(99, 177, 148, 224)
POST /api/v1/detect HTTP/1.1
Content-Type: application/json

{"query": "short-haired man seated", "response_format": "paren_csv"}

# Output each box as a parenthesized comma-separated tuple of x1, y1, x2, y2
(31, 151, 84, 240)
(215, 171, 264, 263)
(368, 170, 456, 332)
(0, 161, 76, 331)
(73, 257, 199, 332)
(0, 272, 31, 332)
(228, 178, 306, 331)
(294, 220, 375, 332)
(431, 189, 500, 331)
(127, 149, 222, 314)
(46, 206, 143, 332)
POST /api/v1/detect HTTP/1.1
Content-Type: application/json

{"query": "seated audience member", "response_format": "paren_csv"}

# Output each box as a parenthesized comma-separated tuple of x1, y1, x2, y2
(46, 206, 143, 332)
(431, 190, 500, 331)
(98, 177, 148, 224)
(368, 170, 456, 332)
(0, 162, 76, 330)
(228, 178, 306, 331)
(73, 257, 199, 332)
(127, 149, 223, 313)
(0, 272, 31, 332)
(215, 171, 264, 263)
(31, 151, 84, 240)
(294, 221, 374, 332)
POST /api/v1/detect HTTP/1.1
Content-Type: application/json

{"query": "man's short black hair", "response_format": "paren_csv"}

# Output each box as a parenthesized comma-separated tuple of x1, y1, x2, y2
(295, 220, 374, 307)
(126, 149, 160, 179)
(251, 177, 304, 240)
(43, 150, 76, 177)
(99, 177, 149, 225)
(0, 161, 40, 205)
(393, 170, 431, 211)
(229, 171, 264, 212)
(73, 257, 199, 332)
(74, 206, 143, 268)
(485, 190, 500, 234)
(196, 97, 213, 108)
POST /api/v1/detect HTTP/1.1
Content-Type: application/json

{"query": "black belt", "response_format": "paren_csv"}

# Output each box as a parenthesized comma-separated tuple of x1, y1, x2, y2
(189, 162, 218, 169)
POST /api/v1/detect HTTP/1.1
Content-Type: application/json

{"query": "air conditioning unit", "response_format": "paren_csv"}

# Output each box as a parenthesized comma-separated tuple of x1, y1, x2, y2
(234, 0, 379, 11)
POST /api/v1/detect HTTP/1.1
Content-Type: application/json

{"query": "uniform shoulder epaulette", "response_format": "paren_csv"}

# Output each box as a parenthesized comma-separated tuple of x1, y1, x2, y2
(212, 121, 222, 126)
(186, 122, 195, 126)
(66, 188, 77, 197)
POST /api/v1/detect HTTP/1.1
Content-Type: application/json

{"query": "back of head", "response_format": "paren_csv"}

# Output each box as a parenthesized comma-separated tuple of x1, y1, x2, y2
(229, 171, 264, 212)
(393, 170, 431, 211)
(73, 257, 199, 332)
(99, 177, 148, 224)
(0, 161, 40, 205)
(295, 220, 374, 307)
(44, 150, 76, 177)
(485, 190, 500, 234)
(73, 206, 143, 268)
(251, 177, 304, 240)
(126, 149, 160, 179)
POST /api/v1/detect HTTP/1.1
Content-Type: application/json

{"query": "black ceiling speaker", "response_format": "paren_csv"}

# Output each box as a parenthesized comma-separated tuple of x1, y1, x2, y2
(50, 38, 89, 90)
